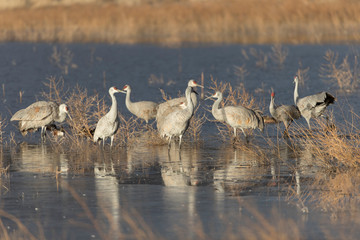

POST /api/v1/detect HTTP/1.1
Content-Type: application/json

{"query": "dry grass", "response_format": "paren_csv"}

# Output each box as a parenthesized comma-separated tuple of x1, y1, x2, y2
(320, 50, 360, 91)
(281, 110, 360, 213)
(0, 0, 360, 44)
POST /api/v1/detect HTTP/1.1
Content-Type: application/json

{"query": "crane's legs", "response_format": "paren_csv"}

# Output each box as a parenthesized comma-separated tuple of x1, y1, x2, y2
(179, 135, 183, 149)
(232, 128, 237, 144)
(306, 118, 311, 130)
(241, 129, 249, 143)
(168, 136, 172, 149)
(110, 136, 114, 147)
(41, 126, 46, 143)
(283, 120, 292, 138)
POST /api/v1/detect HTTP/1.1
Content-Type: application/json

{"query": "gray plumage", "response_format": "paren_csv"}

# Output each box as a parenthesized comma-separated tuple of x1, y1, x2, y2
(93, 86, 121, 146)
(156, 82, 199, 122)
(293, 75, 335, 128)
(10, 101, 70, 141)
(120, 84, 158, 124)
(269, 92, 301, 132)
(208, 91, 264, 138)
(158, 80, 203, 148)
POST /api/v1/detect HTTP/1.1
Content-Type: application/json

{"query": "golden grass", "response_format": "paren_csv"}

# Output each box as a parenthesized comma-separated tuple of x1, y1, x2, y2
(280, 110, 360, 213)
(0, 0, 360, 44)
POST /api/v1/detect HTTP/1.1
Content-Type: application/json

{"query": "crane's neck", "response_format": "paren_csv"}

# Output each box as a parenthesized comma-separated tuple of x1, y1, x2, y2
(125, 89, 132, 110)
(185, 86, 194, 115)
(190, 90, 198, 108)
(108, 92, 118, 121)
(269, 96, 276, 117)
(56, 108, 67, 123)
(294, 80, 299, 105)
(212, 95, 224, 122)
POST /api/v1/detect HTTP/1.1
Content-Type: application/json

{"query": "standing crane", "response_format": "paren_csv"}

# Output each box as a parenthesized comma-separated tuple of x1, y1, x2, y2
(269, 91, 301, 134)
(10, 101, 71, 142)
(156, 80, 199, 122)
(93, 86, 121, 146)
(157, 80, 203, 149)
(293, 75, 335, 129)
(120, 84, 158, 124)
(207, 91, 264, 142)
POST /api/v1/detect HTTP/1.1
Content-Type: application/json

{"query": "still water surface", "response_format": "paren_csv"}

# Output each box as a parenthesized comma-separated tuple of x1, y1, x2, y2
(0, 43, 360, 239)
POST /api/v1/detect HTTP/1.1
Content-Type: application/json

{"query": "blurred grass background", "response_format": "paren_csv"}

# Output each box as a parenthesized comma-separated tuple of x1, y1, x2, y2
(0, 0, 359, 44)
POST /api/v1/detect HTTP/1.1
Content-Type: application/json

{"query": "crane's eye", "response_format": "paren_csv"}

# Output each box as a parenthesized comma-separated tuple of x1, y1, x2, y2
(113, 87, 118, 90)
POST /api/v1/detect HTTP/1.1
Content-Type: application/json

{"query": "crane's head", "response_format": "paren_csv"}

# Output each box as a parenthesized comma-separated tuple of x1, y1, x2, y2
(188, 79, 204, 88)
(271, 92, 275, 98)
(179, 102, 187, 109)
(205, 91, 222, 100)
(109, 86, 121, 95)
(293, 75, 299, 84)
(120, 84, 131, 94)
(59, 104, 72, 121)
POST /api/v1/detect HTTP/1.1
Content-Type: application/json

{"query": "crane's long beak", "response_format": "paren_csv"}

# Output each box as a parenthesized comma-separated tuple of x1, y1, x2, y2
(205, 95, 214, 100)
(119, 90, 126, 94)
(67, 112, 73, 121)
(196, 84, 204, 88)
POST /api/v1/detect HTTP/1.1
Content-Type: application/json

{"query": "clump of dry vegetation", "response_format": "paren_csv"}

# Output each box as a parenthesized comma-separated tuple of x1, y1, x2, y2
(285, 112, 360, 213)
(0, 0, 359, 44)
(320, 50, 360, 91)
(50, 46, 77, 75)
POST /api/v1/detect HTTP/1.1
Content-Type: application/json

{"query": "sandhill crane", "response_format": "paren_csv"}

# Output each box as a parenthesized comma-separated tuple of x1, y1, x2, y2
(293, 75, 335, 129)
(120, 84, 158, 124)
(207, 91, 264, 141)
(10, 101, 71, 141)
(158, 80, 203, 148)
(156, 80, 199, 122)
(93, 86, 121, 146)
(269, 91, 301, 134)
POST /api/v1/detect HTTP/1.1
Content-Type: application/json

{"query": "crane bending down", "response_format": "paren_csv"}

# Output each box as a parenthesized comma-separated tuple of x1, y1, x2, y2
(269, 92, 301, 134)
(207, 91, 264, 141)
(293, 75, 335, 129)
(157, 80, 203, 149)
(120, 84, 158, 124)
(10, 101, 71, 142)
(156, 81, 199, 122)
(93, 86, 121, 146)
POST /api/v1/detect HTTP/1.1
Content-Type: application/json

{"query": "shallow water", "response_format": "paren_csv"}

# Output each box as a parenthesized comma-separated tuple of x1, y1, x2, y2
(0, 43, 360, 239)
